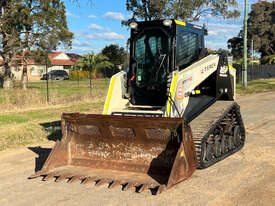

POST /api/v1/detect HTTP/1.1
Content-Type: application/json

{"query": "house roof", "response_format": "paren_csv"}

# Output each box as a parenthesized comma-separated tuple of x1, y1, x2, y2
(48, 52, 75, 65)
(0, 51, 76, 66)
(66, 53, 81, 63)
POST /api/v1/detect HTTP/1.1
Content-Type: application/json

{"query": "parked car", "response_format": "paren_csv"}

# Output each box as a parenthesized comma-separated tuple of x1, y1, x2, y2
(41, 70, 69, 80)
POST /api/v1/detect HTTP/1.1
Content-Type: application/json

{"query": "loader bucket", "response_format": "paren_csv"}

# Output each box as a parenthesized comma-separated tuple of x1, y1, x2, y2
(30, 113, 197, 194)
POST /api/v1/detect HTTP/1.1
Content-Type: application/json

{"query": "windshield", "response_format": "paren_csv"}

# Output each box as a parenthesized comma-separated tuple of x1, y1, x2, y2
(134, 29, 170, 89)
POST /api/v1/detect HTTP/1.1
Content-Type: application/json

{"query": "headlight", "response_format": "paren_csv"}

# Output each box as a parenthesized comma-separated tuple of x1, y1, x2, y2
(129, 21, 138, 30)
(163, 19, 172, 27)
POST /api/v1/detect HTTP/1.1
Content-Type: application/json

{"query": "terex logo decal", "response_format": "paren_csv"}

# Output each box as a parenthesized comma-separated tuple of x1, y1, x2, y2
(182, 76, 192, 84)
(201, 63, 216, 74)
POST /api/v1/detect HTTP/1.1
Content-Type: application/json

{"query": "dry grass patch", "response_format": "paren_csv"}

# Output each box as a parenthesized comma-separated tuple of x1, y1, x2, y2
(0, 100, 104, 151)
(0, 79, 109, 112)
(0, 79, 108, 151)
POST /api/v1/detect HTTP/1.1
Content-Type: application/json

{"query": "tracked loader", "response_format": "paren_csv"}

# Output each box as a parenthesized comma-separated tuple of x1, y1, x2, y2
(30, 20, 245, 194)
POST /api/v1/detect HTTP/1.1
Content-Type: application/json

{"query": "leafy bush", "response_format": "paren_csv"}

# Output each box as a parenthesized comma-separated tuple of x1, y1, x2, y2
(261, 55, 275, 65)
(69, 70, 91, 80)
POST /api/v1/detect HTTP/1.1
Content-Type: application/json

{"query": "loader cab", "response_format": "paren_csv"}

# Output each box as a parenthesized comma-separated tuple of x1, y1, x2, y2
(128, 20, 207, 106)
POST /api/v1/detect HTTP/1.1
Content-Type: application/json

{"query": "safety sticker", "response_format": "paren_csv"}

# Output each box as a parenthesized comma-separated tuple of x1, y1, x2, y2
(219, 66, 229, 77)
(176, 85, 184, 101)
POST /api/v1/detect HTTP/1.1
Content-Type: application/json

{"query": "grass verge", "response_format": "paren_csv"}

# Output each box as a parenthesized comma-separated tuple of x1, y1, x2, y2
(237, 78, 275, 95)
(0, 79, 109, 112)
(0, 100, 104, 151)
(0, 79, 107, 151)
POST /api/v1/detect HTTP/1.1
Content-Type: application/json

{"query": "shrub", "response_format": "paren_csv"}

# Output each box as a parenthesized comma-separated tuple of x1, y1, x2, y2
(69, 70, 91, 80)
(261, 55, 275, 65)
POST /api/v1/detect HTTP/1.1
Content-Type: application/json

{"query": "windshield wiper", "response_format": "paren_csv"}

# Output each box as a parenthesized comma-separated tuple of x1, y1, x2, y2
(155, 54, 166, 81)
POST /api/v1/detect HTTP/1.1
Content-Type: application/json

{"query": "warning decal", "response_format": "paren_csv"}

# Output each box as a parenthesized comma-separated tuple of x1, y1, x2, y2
(176, 85, 184, 101)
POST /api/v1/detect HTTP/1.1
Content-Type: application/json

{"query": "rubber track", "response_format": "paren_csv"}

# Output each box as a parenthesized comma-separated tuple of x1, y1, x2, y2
(190, 101, 245, 169)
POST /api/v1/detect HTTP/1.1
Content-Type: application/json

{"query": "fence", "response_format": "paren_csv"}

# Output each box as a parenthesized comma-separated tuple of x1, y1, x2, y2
(234, 64, 275, 83)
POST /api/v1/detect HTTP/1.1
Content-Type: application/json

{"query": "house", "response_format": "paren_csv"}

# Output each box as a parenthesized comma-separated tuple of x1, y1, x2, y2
(0, 52, 80, 81)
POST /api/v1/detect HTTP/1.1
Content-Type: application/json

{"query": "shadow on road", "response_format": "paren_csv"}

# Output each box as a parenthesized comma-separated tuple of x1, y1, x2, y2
(40, 121, 62, 141)
(28, 146, 52, 172)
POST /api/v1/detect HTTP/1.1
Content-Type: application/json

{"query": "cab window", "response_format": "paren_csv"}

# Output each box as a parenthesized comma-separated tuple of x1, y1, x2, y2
(176, 30, 199, 69)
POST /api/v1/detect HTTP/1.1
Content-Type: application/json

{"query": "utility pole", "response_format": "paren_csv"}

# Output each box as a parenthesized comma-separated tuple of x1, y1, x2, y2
(45, 51, 49, 103)
(243, 0, 248, 88)
(251, 39, 254, 70)
(89, 54, 92, 96)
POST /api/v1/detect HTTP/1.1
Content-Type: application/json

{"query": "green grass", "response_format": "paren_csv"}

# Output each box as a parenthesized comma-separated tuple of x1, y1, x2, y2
(237, 78, 275, 95)
(0, 115, 29, 124)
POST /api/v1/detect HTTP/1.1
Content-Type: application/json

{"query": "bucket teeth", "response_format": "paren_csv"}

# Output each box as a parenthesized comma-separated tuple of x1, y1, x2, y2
(108, 180, 122, 189)
(156, 185, 166, 195)
(95, 178, 110, 187)
(123, 182, 137, 191)
(43, 174, 56, 181)
(30, 171, 166, 194)
(138, 184, 150, 193)
(68, 176, 84, 183)
(55, 175, 71, 182)
(81, 177, 97, 185)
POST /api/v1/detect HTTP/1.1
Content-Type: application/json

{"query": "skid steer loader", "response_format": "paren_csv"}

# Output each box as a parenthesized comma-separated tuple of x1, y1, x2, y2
(30, 20, 245, 194)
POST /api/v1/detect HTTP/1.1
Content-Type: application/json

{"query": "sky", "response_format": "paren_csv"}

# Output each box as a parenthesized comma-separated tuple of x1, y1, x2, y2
(63, 0, 261, 55)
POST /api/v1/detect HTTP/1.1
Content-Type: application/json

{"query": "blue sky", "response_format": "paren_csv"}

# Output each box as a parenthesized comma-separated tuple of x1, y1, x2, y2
(63, 0, 260, 54)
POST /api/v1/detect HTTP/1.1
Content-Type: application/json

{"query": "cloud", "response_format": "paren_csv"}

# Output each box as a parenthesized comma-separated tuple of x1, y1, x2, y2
(66, 12, 80, 18)
(86, 32, 125, 40)
(88, 14, 96, 19)
(207, 23, 241, 30)
(65, 46, 92, 54)
(65, 46, 101, 55)
(208, 30, 219, 36)
(87, 24, 111, 31)
(206, 22, 241, 41)
(103, 12, 125, 21)
(73, 31, 90, 38)
(205, 40, 227, 50)
(66, 40, 94, 54)
(73, 39, 92, 47)
(88, 24, 105, 30)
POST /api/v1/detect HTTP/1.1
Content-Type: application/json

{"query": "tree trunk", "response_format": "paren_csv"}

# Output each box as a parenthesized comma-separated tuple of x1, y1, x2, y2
(3, 76, 14, 89)
(21, 66, 28, 90)
(22, 74, 28, 90)
(0, 75, 4, 88)
(1, 61, 14, 89)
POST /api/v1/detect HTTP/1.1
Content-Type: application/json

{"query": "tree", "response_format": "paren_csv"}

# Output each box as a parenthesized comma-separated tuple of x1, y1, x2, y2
(125, 0, 240, 22)
(75, 52, 113, 76)
(217, 48, 231, 55)
(0, 1, 23, 88)
(247, 1, 275, 58)
(101, 44, 127, 70)
(227, 32, 244, 60)
(0, 0, 73, 89)
(20, 0, 73, 51)
(228, 1, 275, 60)
(261, 55, 275, 65)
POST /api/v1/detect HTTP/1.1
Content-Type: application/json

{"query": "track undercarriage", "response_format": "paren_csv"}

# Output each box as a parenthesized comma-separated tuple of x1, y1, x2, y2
(191, 101, 245, 169)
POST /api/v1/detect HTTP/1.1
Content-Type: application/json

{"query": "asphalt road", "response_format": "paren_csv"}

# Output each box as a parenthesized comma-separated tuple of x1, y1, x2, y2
(0, 92, 274, 206)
